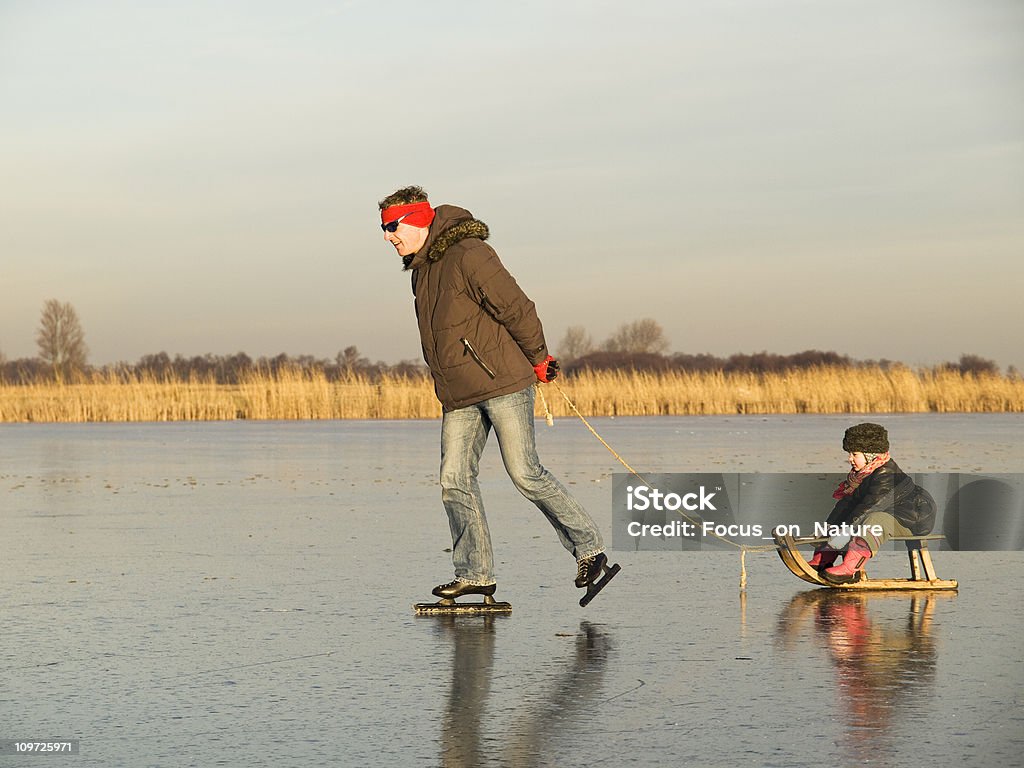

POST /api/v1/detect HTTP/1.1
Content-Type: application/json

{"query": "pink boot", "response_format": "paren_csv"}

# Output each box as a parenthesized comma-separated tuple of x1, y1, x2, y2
(823, 537, 873, 584)
(807, 547, 839, 571)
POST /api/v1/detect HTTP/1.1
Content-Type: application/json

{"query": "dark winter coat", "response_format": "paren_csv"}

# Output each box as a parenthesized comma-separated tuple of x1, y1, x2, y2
(404, 204, 548, 410)
(826, 459, 936, 536)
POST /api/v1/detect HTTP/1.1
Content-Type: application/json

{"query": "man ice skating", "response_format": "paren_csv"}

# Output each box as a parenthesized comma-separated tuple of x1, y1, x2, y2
(378, 185, 611, 605)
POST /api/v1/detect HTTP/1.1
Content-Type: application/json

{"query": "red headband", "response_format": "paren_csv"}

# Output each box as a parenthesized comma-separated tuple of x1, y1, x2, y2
(381, 201, 435, 229)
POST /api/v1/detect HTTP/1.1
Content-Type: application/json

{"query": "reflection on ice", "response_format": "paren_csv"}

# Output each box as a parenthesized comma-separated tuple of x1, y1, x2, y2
(434, 617, 611, 768)
(775, 592, 948, 761)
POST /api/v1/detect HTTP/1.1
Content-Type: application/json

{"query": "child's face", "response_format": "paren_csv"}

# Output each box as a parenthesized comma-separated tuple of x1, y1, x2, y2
(848, 452, 868, 470)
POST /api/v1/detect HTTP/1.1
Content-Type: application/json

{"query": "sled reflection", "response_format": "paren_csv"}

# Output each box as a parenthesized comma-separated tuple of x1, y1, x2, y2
(434, 617, 611, 767)
(775, 591, 946, 762)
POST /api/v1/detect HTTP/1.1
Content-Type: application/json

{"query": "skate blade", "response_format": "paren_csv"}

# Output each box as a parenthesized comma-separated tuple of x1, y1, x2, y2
(579, 562, 621, 607)
(414, 601, 512, 615)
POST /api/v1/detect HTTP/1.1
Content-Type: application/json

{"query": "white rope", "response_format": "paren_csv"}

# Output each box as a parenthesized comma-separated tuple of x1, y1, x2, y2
(544, 380, 776, 589)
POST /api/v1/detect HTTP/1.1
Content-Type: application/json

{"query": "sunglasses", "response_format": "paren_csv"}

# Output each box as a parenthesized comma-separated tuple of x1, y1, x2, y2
(381, 212, 412, 233)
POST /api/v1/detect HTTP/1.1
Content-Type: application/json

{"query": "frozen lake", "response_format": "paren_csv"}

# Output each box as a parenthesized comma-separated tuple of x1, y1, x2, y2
(2, 414, 1023, 767)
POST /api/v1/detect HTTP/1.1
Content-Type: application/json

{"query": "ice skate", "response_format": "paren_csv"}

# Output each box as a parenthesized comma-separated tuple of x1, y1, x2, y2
(414, 580, 512, 615)
(576, 553, 621, 607)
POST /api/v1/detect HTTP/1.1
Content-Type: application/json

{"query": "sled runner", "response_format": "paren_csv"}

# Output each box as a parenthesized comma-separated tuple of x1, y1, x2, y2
(773, 531, 958, 591)
(414, 595, 513, 616)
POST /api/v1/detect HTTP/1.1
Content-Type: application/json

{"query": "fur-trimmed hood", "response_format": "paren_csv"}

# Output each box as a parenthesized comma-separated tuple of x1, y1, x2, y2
(403, 205, 489, 271)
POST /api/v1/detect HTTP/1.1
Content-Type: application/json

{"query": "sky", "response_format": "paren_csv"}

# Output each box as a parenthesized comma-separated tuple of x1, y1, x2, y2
(2, 0, 1022, 370)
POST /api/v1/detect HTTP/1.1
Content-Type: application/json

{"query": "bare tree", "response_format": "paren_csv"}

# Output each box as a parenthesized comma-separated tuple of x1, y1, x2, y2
(603, 318, 669, 354)
(558, 325, 594, 363)
(36, 299, 88, 381)
(956, 353, 999, 376)
(337, 345, 369, 374)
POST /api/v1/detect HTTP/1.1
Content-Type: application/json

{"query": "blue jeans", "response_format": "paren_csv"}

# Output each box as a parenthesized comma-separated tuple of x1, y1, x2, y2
(440, 385, 605, 585)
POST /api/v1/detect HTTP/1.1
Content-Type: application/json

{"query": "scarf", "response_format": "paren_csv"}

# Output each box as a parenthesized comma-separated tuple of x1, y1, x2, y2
(833, 452, 890, 499)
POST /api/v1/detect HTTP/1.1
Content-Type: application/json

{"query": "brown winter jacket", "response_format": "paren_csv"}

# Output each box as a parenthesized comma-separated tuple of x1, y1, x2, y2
(404, 204, 548, 410)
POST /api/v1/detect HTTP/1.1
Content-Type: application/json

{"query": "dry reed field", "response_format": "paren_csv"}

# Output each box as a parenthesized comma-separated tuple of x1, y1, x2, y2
(1, 366, 1023, 423)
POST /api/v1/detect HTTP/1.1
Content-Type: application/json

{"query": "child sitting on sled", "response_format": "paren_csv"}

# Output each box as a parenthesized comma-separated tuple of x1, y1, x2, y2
(808, 423, 936, 584)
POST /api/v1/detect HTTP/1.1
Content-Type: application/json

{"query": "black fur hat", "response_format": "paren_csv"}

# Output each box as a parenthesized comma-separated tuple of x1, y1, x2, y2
(843, 423, 889, 453)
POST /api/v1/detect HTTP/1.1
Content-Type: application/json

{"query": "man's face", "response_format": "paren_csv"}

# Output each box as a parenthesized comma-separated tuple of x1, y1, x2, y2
(384, 221, 429, 258)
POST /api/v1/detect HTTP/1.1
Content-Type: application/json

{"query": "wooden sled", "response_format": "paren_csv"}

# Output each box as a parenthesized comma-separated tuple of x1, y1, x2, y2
(774, 532, 958, 591)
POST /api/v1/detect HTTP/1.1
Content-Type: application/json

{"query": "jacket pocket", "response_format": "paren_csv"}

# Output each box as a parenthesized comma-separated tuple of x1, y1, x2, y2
(460, 337, 496, 379)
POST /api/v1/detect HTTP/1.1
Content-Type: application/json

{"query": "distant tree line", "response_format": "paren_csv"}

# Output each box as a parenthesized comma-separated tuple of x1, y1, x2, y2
(0, 305, 1014, 384)
(558, 319, 1013, 377)
(0, 300, 429, 385)
(119, 348, 428, 384)
(0, 346, 427, 385)
(561, 349, 1012, 376)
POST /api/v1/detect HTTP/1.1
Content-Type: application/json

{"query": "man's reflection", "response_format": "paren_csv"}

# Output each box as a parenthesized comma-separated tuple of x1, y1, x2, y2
(505, 621, 611, 766)
(435, 615, 501, 768)
(434, 618, 611, 768)
(775, 591, 942, 763)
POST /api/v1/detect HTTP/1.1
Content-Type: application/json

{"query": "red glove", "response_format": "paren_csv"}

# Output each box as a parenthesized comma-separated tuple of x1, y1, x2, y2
(533, 355, 560, 383)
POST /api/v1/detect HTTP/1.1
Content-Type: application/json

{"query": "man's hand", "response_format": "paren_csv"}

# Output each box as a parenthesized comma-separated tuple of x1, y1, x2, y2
(533, 355, 560, 383)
